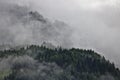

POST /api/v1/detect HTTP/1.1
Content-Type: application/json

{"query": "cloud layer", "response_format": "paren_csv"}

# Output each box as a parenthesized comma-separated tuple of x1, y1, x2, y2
(0, 0, 120, 67)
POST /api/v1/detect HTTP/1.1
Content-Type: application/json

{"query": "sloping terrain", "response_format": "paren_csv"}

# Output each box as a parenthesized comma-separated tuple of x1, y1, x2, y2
(0, 45, 120, 80)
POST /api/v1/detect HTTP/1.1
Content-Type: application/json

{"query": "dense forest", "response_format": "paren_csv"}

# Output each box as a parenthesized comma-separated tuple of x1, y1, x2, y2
(0, 45, 120, 80)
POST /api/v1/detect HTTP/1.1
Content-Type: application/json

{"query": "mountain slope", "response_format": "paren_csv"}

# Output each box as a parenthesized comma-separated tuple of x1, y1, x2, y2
(0, 45, 120, 80)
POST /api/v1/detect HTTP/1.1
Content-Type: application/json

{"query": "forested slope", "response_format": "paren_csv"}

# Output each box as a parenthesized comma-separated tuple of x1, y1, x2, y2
(0, 45, 120, 80)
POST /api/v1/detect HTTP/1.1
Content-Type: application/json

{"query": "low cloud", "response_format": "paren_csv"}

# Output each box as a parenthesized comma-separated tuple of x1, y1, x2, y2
(0, 0, 120, 67)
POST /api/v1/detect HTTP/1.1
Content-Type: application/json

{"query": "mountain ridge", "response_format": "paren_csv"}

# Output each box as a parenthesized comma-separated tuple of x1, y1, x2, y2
(0, 45, 120, 80)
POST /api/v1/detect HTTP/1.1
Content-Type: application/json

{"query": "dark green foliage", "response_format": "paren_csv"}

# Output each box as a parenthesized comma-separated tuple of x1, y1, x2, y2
(0, 45, 120, 80)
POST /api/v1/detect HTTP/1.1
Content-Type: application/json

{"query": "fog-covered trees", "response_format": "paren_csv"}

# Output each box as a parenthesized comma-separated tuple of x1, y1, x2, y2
(0, 45, 120, 80)
(1, 56, 63, 80)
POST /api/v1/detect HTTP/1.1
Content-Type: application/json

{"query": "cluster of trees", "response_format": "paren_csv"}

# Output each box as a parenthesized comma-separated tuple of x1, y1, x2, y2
(0, 45, 120, 80)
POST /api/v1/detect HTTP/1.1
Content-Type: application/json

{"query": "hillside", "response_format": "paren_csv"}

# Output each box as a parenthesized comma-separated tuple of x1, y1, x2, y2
(0, 45, 120, 80)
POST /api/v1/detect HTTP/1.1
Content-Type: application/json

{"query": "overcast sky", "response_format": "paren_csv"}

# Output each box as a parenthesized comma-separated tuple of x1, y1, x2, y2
(33, 0, 120, 66)
(0, 0, 120, 67)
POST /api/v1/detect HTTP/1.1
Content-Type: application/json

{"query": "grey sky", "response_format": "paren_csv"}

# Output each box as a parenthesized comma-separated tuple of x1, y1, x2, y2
(29, 0, 120, 66)
(0, 0, 120, 67)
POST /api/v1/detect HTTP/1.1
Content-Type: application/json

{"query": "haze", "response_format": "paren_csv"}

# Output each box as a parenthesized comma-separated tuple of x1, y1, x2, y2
(0, 0, 120, 67)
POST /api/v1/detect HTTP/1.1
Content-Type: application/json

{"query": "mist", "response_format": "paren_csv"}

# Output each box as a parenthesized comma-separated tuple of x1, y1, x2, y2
(0, 0, 120, 67)
(0, 55, 116, 80)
